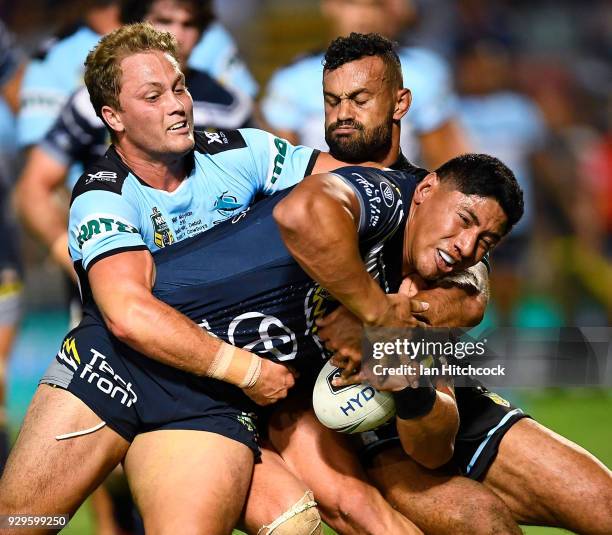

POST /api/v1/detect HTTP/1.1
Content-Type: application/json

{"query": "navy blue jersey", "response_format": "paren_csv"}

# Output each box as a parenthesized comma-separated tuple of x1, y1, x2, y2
(152, 165, 423, 380)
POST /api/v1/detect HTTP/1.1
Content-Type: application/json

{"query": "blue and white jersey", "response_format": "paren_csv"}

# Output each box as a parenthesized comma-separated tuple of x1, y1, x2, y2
(0, 21, 19, 214)
(17, 25, 102, 149)
(69, 128, 318, 281)
(261, 47, 458, 162)
(152, 165, 421, 377)
(189, 21, 258, 98)
(458, 91, 546, 235)
(0, 97, 16, 192)
(0, 20, 19, 190)
(41, 68, 254, 190)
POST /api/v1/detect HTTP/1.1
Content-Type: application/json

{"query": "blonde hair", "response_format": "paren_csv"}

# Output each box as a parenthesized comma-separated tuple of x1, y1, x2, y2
(84, 23, 179, 119)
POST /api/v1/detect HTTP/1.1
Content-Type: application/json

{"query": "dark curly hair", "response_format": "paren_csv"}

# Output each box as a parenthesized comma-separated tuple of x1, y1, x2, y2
(435, 154, 524, 233)
(323, 32, 403, 88)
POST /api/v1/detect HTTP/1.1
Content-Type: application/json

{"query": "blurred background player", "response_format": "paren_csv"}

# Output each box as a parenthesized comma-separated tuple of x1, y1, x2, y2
(15, 0, 121, 330)
(260, 0, 470, 168)
(16, 0, 121, 157)
(454, 36, 547, 325)
(0, 19, 23, 474)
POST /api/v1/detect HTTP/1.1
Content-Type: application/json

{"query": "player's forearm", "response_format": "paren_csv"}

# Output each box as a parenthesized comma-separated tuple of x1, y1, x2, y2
(419, 263, 489, 327)
(104, 291, 223, 375)
(396, 388, 459, 470)
(89, 250, 255, 382)
(416, 285, 487, 327)
(15, 148, 69, 248)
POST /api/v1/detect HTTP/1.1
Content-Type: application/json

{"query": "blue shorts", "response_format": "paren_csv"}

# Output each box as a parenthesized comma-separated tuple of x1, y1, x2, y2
(40, 317, 260, 456)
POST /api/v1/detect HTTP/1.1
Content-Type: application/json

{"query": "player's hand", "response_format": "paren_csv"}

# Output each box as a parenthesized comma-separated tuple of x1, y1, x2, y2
(370, 293, 430, 329)
(398, 272, 428, 298)
(317, 306, 363, 373)
(243, 358, 295, 406)
(331, 367, 366, 388)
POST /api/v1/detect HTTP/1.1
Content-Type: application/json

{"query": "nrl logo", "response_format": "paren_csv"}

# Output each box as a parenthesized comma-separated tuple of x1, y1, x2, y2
(150, 206, 175, 248)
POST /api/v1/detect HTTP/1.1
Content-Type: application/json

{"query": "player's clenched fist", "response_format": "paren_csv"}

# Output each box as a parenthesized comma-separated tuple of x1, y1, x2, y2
(243, 359, 295, 405)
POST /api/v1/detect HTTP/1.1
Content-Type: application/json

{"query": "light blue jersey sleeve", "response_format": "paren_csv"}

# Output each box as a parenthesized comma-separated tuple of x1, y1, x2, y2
(238, 128, 319, 194)
(17, 26, 101, 148)
(69, 189, 144, 271)
(17, 59, 67, 147)
(260, 55, 323, 133)
(188, 22, 258, 98)
(400, 47, 458, 133)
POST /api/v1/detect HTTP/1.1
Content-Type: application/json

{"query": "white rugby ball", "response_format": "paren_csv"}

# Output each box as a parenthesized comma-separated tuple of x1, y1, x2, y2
(312, 360, 396, 433)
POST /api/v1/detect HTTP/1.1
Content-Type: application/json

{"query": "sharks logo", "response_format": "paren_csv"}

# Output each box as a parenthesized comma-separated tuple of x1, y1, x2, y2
(214, 191, 242, 216)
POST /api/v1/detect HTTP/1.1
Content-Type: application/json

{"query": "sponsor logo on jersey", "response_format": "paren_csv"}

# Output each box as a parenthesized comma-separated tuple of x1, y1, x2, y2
(21, 90, 64, 113)
(352, 172, 382, 227)
(205, 131, 223, 144)
(76, 214, 139, 248)
(227, 311, 298, 362)
(270, 137, 288, 185)
(85, 171, 117, 185)
(79, 347, 138, 407)
(150, 207, 175, 248)
(57, 336, 81, 371)
(196, 129, 247, 154)
(214, 191, 242, 215)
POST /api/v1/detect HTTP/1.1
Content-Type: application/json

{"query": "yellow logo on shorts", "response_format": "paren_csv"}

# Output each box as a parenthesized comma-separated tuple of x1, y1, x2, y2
(236, 412, 256, 432)
(484, 392, 510, 407)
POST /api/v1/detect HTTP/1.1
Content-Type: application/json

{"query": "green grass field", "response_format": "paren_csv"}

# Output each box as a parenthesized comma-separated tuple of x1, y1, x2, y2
(56, 389, 611, 534)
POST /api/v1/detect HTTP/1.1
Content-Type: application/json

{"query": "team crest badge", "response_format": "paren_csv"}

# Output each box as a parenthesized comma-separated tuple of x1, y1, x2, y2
(150, 206, 174, 248)
(484, 392, 511, 407)
(214, 191, 242, 216)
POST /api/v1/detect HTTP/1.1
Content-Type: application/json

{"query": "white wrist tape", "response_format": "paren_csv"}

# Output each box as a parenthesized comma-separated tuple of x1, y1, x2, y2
(208, 341, 262, 389)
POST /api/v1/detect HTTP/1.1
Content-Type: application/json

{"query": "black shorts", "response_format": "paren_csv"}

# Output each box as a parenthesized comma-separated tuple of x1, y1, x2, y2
(356, 379, 529, 480)
(40, 317, 260, 456)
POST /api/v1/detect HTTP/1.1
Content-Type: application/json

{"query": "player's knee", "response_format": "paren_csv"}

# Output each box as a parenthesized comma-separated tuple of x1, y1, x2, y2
(257, 491, 322, 535)
(454, 491, 521, 535)
(321, 483, 387, 535)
